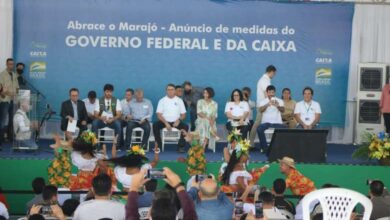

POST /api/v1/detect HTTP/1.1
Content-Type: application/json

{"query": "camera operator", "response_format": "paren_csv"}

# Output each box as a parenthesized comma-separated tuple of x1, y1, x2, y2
(28, 185, 66, 220)
(368, 180, 390, 220)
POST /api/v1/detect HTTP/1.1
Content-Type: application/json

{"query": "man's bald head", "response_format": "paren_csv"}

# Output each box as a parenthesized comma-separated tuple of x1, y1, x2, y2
(199, 178, 219, 199)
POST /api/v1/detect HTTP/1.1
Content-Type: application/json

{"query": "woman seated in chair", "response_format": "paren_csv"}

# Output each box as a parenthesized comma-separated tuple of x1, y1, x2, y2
(225, 89, 250, 139)
(195, 87, 219, 148)
(48, 130, 116, 190)
(107, 145, 159, 192)
(220, 137, 269, 194)
(281, 88, 297, 129)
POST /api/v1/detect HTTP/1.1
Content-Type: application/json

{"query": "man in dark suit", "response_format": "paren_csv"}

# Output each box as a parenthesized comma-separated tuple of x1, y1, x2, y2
(60, 88, 88, 138)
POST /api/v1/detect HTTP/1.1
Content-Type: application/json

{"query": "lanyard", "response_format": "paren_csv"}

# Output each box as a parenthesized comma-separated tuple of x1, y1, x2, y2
(304, 102, 312, 114)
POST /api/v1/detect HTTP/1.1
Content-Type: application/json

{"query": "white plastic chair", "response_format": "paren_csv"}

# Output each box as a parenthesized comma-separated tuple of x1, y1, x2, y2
(301, 188, 373, 220)
(131, 127, 150, 151)
(138, 207, 151, 220)
(279, 209, 294, 219)
(161, 128, 181, 152)
(98, 127, 115, 143)
(264, 128, 275, 144)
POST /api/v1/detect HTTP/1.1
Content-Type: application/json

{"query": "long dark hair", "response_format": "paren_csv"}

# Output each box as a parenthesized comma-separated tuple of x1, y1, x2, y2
(230, 89, 243, 102)
(221, 150, 241, 185)
(106, 154, 148, 168)
(72, 139, 95, 157)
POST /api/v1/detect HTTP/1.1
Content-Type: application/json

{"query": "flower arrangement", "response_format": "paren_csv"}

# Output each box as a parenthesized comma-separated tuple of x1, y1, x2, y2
(79, 130, 97, 146)
(235, 139, 251, 158)
(227, 128, 242, 142)
(127, 145, 145, 156)
(353, 132, 390, 163)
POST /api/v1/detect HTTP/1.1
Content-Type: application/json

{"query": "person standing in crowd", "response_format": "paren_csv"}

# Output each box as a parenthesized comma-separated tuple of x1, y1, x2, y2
(82, 90, 97, 124)
(380, 82, 390, 133)
(281, 88, 297, 128)
(126, 89, 153, 149)
(153, 83, 188, 153)
(250, 65, 277, 147)
(195, 87, 218, 148)
(183, 81, 203, 131)
(257, 85, 285, 153)
(13, 99, 39, 149)
(175, 85, 184, 98)
(225, 89, 250, 139)
(60, 88, 88, 139)
(0, 58, 19, 148)
(92, 84, 122, 143)
(16, 62, 26, 88)
(294, 87, 321, 129)
(120, 88, 134, 149)
(242, 87, 256, 130)
(279, 157, 316, 196)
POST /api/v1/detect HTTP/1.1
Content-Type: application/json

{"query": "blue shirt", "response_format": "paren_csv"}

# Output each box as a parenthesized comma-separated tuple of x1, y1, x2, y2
(129, 98, 153, 121)
(137, 191, 153, 208)
(188, 187, 234, 220)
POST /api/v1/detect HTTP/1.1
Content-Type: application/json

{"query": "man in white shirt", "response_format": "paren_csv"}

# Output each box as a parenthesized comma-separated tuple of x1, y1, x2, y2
(92, 84, 122, 142)
(82, 90, 97, 124)
(249, 65, 277, 147)
(13, 99, 38, 149)
(120, 88, 133, 148)
(257, 85, 285, 151)
(294, 87, 321, 129)
(73, 174, 125, 220)
(153, 83, 188, 153)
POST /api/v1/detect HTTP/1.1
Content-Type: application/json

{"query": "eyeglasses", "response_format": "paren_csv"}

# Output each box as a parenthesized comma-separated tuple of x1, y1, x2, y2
(233, 94, 240, 97)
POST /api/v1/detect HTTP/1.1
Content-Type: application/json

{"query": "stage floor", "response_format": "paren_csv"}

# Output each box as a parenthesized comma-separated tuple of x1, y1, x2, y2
(0, 139, 378, 165)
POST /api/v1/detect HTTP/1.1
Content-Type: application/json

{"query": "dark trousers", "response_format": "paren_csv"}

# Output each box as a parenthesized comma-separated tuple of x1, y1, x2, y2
(225, 121, 249, 140)
(153, 120, 188, 149)
(7, 101, 15, 141)
(257, 123, 285, 149)
(384, 113, 390, 133)
(92, 119, 121, 139)
(0, 102, 10, 145)
(125, 120, 151, 149)
(189, 107, 197, 131)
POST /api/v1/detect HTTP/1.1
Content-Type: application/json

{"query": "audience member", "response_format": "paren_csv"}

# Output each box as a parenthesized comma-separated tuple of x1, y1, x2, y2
(16, 62, 26, 87)
(26, 177, 46, 211)
(250, 65, 276, 147)
(259, 191, 286, 220)
(126, 89, 153, 149)
(42, 185, 58, 205)
(175, 85, 184, 98)
(60, 88, 88, 139)
(0, 188, 8, 210)
(256, 85, 285, 153)
(380, 82, 390, 133)
(137, 179, 158, 208)
(82, 90, 97, 124)
(225, 89, 250, 139)
(281, 88, 297, 128)
(294, 87, 321, 129)
(27, 214, 45, 220)
(272, 178, 295, 215)
(92, 84, 122, 144)
(153, 83, 188, 153)
(13, 99, 39, 149)
(29, 202, 66, 220)
(183, 81, 203, 131)
(242, 87, 256, 129)
(126, 167, 198, 220)
(279, 157, 316, 196)
(188, 176, 234, 219)
(61, 198, 80, 217)
(195, 87, 218, 148)
(0, 58, 19, 147)
(0, 201, 8, 220)
(73, 174, 125, 220)
(369, 180, 390, 220)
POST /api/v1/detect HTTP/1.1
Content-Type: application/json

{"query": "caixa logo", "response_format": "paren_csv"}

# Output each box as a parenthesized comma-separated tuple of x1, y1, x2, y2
(30, 41, 47, 57)
(29, 62, 46, 79)
(30, 51, 47, 57)
(315, 58, 332, 64)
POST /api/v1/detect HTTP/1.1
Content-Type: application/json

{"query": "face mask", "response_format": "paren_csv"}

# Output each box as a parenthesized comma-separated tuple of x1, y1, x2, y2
(184, 90, 191, 95)
(17, 69, 23, 74)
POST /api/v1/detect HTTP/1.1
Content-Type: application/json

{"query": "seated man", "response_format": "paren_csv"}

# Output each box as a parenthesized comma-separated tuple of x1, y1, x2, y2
(294, 87, 321, 129)
(369, 180, 390, 220)
(153, 83, 188, 153)
(187, 176, 234, 219)
(82, 90, 97, 124)
(279, 157, 316, 196)
(13, 99, 38, 149)
(60, 88, 88, 138)
(92, 84, 122, 142)
(259, 191, 287, 220)
(120, 88, 134, 148)
(125, 89, 153, 149)
(257, 85, 285, 152)
(73, 174, 125, 220)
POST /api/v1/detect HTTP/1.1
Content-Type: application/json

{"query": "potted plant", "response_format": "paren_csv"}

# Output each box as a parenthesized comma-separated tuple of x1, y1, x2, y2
(352, 132, 390, 166)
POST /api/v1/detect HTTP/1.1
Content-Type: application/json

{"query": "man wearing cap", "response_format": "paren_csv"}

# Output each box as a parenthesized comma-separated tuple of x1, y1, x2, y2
(279, 156, 316, 196)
